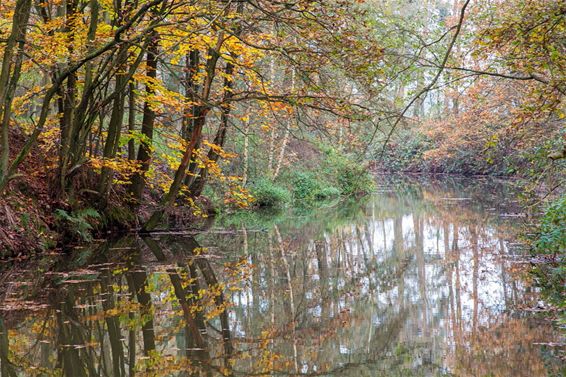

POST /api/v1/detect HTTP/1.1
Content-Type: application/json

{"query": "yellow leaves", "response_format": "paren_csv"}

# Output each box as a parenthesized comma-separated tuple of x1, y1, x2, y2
(89, 157, 141, 185)
(271, 101, 293, 113)
(95, 23, 115, 40)
(133, 73, 187, 114)
(221, 36, 265, 64)
(28, 30, 67, 65)
(255, 328, 282, 373)
(98, 0, 117, 14)
(160, 27, 219, 67)
(82, 300, 141, 322)
(224, 183, 254, 208)
(12, 85, 43, 117)
(202, 140, 236, 160)
(36, 116, 61, 156)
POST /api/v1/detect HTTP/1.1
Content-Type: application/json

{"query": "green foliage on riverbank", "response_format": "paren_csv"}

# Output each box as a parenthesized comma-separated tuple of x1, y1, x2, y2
(244, 147, 374, 210)
(250, 179, 292, 207)
(54, 208, 101, 243)
(535, 196, 566, 257)
(531, 195, 566, 327)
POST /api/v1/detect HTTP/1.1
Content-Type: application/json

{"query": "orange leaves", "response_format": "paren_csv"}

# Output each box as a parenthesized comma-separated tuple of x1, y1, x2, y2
(269, 101, 293, 113)
(420, 72, 561, 170)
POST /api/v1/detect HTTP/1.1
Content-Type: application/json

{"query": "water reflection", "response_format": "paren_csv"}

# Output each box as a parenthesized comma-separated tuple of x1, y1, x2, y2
(0, 178, 563, 376)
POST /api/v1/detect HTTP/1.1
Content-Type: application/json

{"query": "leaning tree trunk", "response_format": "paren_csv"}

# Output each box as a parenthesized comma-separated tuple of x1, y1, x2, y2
(143, 30, 226, 230)
(188, 2, 245, 197)
(188, 60, 236, 197)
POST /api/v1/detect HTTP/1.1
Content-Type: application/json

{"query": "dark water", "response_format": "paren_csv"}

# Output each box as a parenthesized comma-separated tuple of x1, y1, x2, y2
(0, 177, 563, 376)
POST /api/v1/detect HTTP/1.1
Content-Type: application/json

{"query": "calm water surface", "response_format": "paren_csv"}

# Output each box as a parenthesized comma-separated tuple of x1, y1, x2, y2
(0, 177, 563, 376)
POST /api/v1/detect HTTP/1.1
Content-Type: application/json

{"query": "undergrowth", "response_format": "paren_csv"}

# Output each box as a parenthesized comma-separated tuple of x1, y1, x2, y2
(531, 195, 566, 329)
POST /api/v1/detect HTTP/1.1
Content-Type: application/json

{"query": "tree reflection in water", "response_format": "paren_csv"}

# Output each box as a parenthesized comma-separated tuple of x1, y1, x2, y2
(0, 178, 563, 376)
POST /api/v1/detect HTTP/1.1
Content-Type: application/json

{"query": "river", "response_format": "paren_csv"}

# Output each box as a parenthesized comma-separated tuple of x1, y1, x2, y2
(0, 176, 563, 376)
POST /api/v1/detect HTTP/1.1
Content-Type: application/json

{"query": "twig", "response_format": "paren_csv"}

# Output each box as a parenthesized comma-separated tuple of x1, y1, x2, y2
(377, 0, 472, 161)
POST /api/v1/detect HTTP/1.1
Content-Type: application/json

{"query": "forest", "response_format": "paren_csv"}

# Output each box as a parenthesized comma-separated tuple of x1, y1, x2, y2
(0, 0, 564, 376)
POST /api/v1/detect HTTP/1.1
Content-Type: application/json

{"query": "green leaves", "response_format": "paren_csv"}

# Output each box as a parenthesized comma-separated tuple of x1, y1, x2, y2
(54, 207, 101, 242)
(250, 179, 291, 208)
(535, 195, 566, 256)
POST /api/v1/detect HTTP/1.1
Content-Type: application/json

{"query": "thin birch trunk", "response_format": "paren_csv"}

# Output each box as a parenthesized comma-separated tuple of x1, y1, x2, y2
(266, 25, 277, 176)
(242, 118, 250, 186)
(273, 67, 295, 180)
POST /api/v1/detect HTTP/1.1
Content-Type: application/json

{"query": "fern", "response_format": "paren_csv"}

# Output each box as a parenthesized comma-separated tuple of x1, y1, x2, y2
(54, 208, 101, 242)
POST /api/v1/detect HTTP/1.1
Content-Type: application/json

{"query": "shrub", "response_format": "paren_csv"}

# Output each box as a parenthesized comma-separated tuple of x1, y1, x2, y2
(315, 186, 341, 200)
(250, 179, 291, 207)
(531, 195, 565, 325)
(322, 148, 375, 196)
(335, 162, 375, 196)
(288, 170, 342, 204)
(534, 195, 566, 256)
(291, 172, 323, 202)
(381, 132, 431, 172)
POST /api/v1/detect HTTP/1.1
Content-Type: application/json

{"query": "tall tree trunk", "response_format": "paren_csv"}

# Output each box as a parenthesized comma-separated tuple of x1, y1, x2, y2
(129, 29, 159, 204)
(127, 81, 137, 160)
(182, 49, 202, 187)
(98, 62, 128, 197)
(57, 0, 78, 196)
(188, 2, 244, 196)
(266, 27, 277, 176)
(143, 107, 208, 230)
(97, 37, 148, 199)
(0, 0, 32, 184)
(58, 0, 99, 194)
(242, 118, 250, 186)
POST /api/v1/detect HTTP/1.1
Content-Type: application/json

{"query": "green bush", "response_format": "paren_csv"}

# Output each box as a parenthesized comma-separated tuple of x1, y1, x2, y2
(243, 144, 375, 209)
(250, 179, 291, 207)
(322, 148, 375, 196)
(531, 195, 565, 325)
(315, 186, 341, 200)
(291, 171, 323, 202)
(289, 171, 342, 204)
(535, 196, 566, 256)
(335, 162, 375, 196)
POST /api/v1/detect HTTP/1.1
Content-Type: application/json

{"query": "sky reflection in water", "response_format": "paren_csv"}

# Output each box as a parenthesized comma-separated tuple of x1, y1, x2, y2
(0, 177, 563, 376)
